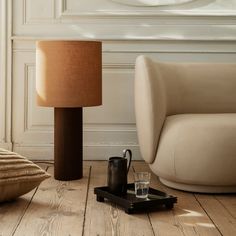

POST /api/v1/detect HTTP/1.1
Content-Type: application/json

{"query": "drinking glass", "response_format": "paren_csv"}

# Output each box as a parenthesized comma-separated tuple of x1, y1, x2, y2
(134, 172, 151, 198)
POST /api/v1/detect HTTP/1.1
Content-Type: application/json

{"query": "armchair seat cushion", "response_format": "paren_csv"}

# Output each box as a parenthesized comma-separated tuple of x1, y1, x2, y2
(150, 113, 236, 187)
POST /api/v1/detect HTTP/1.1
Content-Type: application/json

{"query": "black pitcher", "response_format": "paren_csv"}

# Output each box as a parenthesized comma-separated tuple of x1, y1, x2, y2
(107, 149, 132, 195)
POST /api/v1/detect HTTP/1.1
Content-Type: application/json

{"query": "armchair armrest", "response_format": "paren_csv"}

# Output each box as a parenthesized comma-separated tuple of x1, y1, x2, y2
(135, 56, 167, 164)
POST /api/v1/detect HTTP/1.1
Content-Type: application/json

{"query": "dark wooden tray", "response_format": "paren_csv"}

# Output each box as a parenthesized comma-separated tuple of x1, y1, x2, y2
(94, 183, 177, 214)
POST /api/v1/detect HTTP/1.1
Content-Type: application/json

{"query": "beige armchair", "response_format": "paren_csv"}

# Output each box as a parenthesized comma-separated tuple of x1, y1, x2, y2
(135, 55, 236, 193)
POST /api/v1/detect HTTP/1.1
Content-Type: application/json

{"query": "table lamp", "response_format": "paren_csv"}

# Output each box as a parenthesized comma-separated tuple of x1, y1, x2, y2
(36, 41, 102, 180)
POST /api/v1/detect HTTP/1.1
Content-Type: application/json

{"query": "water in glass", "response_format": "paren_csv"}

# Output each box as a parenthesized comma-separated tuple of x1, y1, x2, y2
(135, 180, 149, 198)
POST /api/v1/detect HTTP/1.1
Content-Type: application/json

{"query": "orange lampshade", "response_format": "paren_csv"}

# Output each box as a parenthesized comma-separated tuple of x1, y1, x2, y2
(36, 40, 102, 107)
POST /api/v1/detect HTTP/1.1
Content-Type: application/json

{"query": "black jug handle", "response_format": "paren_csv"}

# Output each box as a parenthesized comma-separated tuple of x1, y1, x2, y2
(123, 149, 132, 173)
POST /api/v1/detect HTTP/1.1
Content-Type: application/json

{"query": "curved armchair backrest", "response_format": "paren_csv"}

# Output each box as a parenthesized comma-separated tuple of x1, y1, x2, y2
(135, 56, 166, 164)
(157, 59, 236, 115)
(135, 55, 236, 163)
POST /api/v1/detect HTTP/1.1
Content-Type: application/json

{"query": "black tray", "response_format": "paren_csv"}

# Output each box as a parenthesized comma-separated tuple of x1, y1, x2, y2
(94, 183, 177, 214)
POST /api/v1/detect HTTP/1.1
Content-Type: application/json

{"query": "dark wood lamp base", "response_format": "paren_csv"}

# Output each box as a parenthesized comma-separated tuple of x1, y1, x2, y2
(54, 107, 83, 180)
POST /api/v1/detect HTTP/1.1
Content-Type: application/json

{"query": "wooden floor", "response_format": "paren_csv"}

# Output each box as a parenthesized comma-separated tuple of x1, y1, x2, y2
(0, 161, 236, 236)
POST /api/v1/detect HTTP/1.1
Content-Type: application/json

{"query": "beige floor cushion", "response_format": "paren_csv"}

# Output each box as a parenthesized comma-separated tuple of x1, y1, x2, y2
(0, 148, 50, 202)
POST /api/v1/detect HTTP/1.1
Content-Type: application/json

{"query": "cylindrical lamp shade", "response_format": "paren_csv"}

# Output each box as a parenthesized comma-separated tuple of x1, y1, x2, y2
(36, 41, 102, 107)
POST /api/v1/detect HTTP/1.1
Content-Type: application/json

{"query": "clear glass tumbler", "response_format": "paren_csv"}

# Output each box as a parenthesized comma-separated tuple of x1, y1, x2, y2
(134, 172, 151, 199)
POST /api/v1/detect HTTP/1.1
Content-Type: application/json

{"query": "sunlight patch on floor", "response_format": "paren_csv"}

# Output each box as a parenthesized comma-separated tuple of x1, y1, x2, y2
(178, 209, 203, 217)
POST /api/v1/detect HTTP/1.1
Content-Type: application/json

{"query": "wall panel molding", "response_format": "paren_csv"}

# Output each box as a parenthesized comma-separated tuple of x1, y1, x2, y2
(12, 0, 236, 40)
(0, 0, 6, 144)
(22, 0, 56, 25)
(12, 38, 236, 159)
(10, 1, 236, 160)
(12, 39, 236, 53)
(59, 0, 236, 17)
(0, 0, 12, 150)
(12, 40, 141, 159)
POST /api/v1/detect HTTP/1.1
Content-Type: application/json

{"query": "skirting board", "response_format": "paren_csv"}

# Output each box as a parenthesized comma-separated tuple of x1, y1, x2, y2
(0, 142, 12, 151)
(13, 144, 142, 161)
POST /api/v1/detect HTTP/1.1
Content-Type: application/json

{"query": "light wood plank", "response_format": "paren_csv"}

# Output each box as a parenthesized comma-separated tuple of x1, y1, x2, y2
(0, 164, 48, 236)
(196, 194, 236, 236)
(0, 188, 38, 236)
(84, 161, 154, 236)
(215, 195, 236, 218)
(133, 162, 222, 236)
(118, 162, 154, 236)
(13, 165, 90, 236)
(83, 161, 113, 236)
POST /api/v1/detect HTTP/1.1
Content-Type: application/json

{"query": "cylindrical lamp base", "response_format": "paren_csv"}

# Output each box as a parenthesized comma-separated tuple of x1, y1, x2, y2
(54, 107, 83, 180)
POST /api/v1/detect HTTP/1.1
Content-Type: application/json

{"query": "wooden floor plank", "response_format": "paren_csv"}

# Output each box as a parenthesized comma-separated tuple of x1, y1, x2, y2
(0, 188, 38, 236)
(13, 165, 90, 236)
(83, 161, 113, 236)
(133, 162, 222, 236)
(215, 195, 236, 218)
(196, 194, 236, 236)
(84, 161, 154, 236)
(117, 162, 154, 236)
(0, 164, 48, 236)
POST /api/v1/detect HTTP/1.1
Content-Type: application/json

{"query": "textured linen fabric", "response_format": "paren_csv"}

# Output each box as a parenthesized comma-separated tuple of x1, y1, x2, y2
(135, 56, 166, 164)
(36, 41, 102, 107)
(0, 148, 50, 202)
(135, 55, 236, 192)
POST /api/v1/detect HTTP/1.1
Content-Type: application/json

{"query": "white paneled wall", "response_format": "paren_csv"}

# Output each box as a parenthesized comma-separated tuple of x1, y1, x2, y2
(1, 0, 236, 160)
(0, 0, 11, 150)
(0, 0, 4, 145)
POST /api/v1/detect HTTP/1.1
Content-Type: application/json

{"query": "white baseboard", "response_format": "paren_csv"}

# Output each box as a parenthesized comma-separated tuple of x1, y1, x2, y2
(0, 142, 12, 150)
(13, 144, 142, 161)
